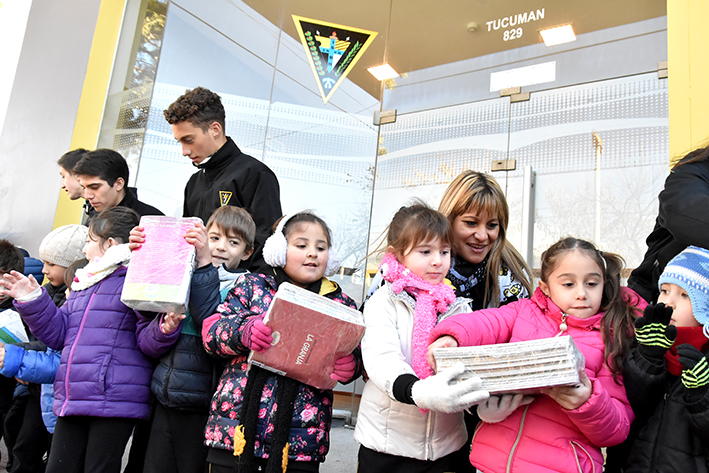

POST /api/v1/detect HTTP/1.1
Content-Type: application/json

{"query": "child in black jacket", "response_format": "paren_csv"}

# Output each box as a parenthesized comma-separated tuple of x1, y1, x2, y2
(622, 246, 709, 472)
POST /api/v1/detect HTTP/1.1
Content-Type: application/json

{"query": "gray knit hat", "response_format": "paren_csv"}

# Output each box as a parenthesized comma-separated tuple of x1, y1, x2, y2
(659, 246, 709, 331)
(39, 225, 88, 267)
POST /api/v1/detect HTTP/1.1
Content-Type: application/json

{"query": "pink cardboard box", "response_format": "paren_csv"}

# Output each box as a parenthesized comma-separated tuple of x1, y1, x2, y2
(121, 216, 202, 313)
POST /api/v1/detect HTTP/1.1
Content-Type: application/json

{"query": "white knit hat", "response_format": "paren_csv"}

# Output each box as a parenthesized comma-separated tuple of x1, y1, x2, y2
(39, 225, 88, 267)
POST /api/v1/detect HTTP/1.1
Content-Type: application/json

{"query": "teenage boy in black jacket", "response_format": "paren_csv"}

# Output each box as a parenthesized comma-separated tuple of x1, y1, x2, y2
(164, 86, 282, 273)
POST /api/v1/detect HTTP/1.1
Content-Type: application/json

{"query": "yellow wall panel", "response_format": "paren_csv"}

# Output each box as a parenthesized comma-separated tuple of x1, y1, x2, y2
(53, 0, 127, 228)
(667, 0, 709, 166)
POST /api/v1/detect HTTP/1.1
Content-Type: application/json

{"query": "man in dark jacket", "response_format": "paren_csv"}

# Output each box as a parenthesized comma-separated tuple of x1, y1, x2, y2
(73, 149, 164, 218)
(164, 86, 282, 272)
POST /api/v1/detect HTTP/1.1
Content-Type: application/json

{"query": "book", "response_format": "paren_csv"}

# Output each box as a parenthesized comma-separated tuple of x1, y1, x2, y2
(248, 282, 365, 390)
(121, 216, 202, 313)
(0, 309, 29, 344)
(432, 336, 585, 395)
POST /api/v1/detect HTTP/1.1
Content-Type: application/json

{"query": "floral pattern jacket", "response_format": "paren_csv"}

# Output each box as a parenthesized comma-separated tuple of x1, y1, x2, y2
(202, 273, 359, 463)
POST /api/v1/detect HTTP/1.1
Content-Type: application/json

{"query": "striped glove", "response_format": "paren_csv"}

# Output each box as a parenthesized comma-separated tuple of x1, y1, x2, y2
(678, 344, 709, 401)
(635, 303, 677, 362)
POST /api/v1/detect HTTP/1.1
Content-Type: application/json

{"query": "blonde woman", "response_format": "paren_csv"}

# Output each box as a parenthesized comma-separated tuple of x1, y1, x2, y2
(438, 171, 532, 310)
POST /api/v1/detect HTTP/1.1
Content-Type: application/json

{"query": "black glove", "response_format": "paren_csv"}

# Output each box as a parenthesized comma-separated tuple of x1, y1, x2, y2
(634, 303, 677, 361)
(678, 344, 709, 402)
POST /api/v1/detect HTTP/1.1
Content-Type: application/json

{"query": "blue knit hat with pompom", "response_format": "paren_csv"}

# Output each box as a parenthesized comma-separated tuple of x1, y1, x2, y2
(659, 246, 709, 333)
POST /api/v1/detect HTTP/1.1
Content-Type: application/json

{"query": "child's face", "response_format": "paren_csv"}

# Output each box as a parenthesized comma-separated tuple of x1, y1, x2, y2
(83, 232, 109, 262)
(401, 237, 451, 284)
(42, 261, 67, 287)
(538, 249, 603, 319)
(658, 283, 699, 327)
(207, 224, 252, 270)
(283, 222, 329, 288)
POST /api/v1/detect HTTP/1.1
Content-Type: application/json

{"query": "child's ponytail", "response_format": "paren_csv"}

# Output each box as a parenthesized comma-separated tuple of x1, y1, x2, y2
(598, 251, 640, 380)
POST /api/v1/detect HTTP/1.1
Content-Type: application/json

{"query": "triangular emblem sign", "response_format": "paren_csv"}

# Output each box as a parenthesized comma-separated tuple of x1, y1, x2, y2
(293, 15, 377, 104)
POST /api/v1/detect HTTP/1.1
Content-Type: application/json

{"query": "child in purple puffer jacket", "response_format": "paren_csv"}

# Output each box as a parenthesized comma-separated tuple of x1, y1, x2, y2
(0, 207, 179, 473)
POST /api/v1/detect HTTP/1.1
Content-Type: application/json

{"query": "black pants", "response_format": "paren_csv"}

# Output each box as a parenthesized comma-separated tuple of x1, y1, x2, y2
(207, 447, 319, 473)
(123, 417, 151, 473)
(143, 403, 208, 473)
(6, 389, 49, 473)
(46, 416, 135, 473)
(357, 445, 471, 473)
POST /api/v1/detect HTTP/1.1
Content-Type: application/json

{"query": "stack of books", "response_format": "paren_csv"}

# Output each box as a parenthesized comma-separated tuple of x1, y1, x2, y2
(432, 336, 585, 394)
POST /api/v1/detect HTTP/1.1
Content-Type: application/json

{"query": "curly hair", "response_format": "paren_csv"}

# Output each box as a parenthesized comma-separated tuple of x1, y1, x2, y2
(163, 86, 226, 132)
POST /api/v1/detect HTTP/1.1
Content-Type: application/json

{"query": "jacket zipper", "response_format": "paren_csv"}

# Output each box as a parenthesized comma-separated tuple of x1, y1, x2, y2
(60, 291, 96, 416)
(425, 410, 434, 460)
(506, 404, 531, 472)
(650, 391, 670, 471)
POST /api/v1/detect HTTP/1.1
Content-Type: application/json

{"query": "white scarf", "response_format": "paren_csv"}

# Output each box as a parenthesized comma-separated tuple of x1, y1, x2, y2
(71, 244, 132, 292)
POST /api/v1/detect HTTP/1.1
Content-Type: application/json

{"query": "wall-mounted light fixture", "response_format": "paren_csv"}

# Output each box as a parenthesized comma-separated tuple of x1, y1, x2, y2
(540, 24, 575, 47)
(367, 64, 399, 81)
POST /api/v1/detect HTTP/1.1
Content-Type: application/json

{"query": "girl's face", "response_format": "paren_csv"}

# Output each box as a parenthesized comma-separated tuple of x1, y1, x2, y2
(451, 208, 500, 264)
(283, 222, 329, 288)
(538, 249, 604, 319)
(82, 232, 110, 262)
(401, 237, 451, 284)
(658, 283, 699, 327)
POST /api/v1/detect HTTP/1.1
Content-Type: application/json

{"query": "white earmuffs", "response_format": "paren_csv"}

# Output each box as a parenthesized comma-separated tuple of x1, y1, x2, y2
(262, 211, 341, 277)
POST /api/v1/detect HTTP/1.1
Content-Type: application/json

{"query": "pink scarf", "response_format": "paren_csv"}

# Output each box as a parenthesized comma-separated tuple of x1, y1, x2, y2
(380, 253, 456, 380)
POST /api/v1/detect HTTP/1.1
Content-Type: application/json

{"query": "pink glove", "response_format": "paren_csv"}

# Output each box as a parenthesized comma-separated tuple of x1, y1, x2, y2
(242, 318, 273, 353)
(330, 353, 356, 383)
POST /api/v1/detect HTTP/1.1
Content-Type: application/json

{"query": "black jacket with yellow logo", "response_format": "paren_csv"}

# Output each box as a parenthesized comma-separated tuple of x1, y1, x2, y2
(183, 137, 282, 272)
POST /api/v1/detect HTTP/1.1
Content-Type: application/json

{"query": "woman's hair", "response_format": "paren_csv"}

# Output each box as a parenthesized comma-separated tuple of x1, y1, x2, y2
(89, 207, 140, 245)
(673, 144, 709, 169)
(438, 171, 532, 307)
(274, 211, 333, 247)
(540, 237, 640, 379)
(387, 202, 451, 259)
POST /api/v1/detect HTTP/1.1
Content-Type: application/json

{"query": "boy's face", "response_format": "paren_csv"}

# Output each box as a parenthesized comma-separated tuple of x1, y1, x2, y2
(59, 167, 84, 200)
(171, 120, 223, 166)
(42, 261, 67, 287)
(78, 175, 124, 212)
(658, 283, 699, 327)
(207, 224, 252, 270)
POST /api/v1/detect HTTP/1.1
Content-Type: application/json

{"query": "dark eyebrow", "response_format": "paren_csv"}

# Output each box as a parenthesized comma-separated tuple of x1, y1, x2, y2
(556, 272, 603, 279)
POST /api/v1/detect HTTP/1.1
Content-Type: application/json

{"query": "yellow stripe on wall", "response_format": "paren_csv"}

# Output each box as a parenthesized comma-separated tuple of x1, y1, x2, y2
(53, 0, 127, 228)
(667, 0, 709, 166)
